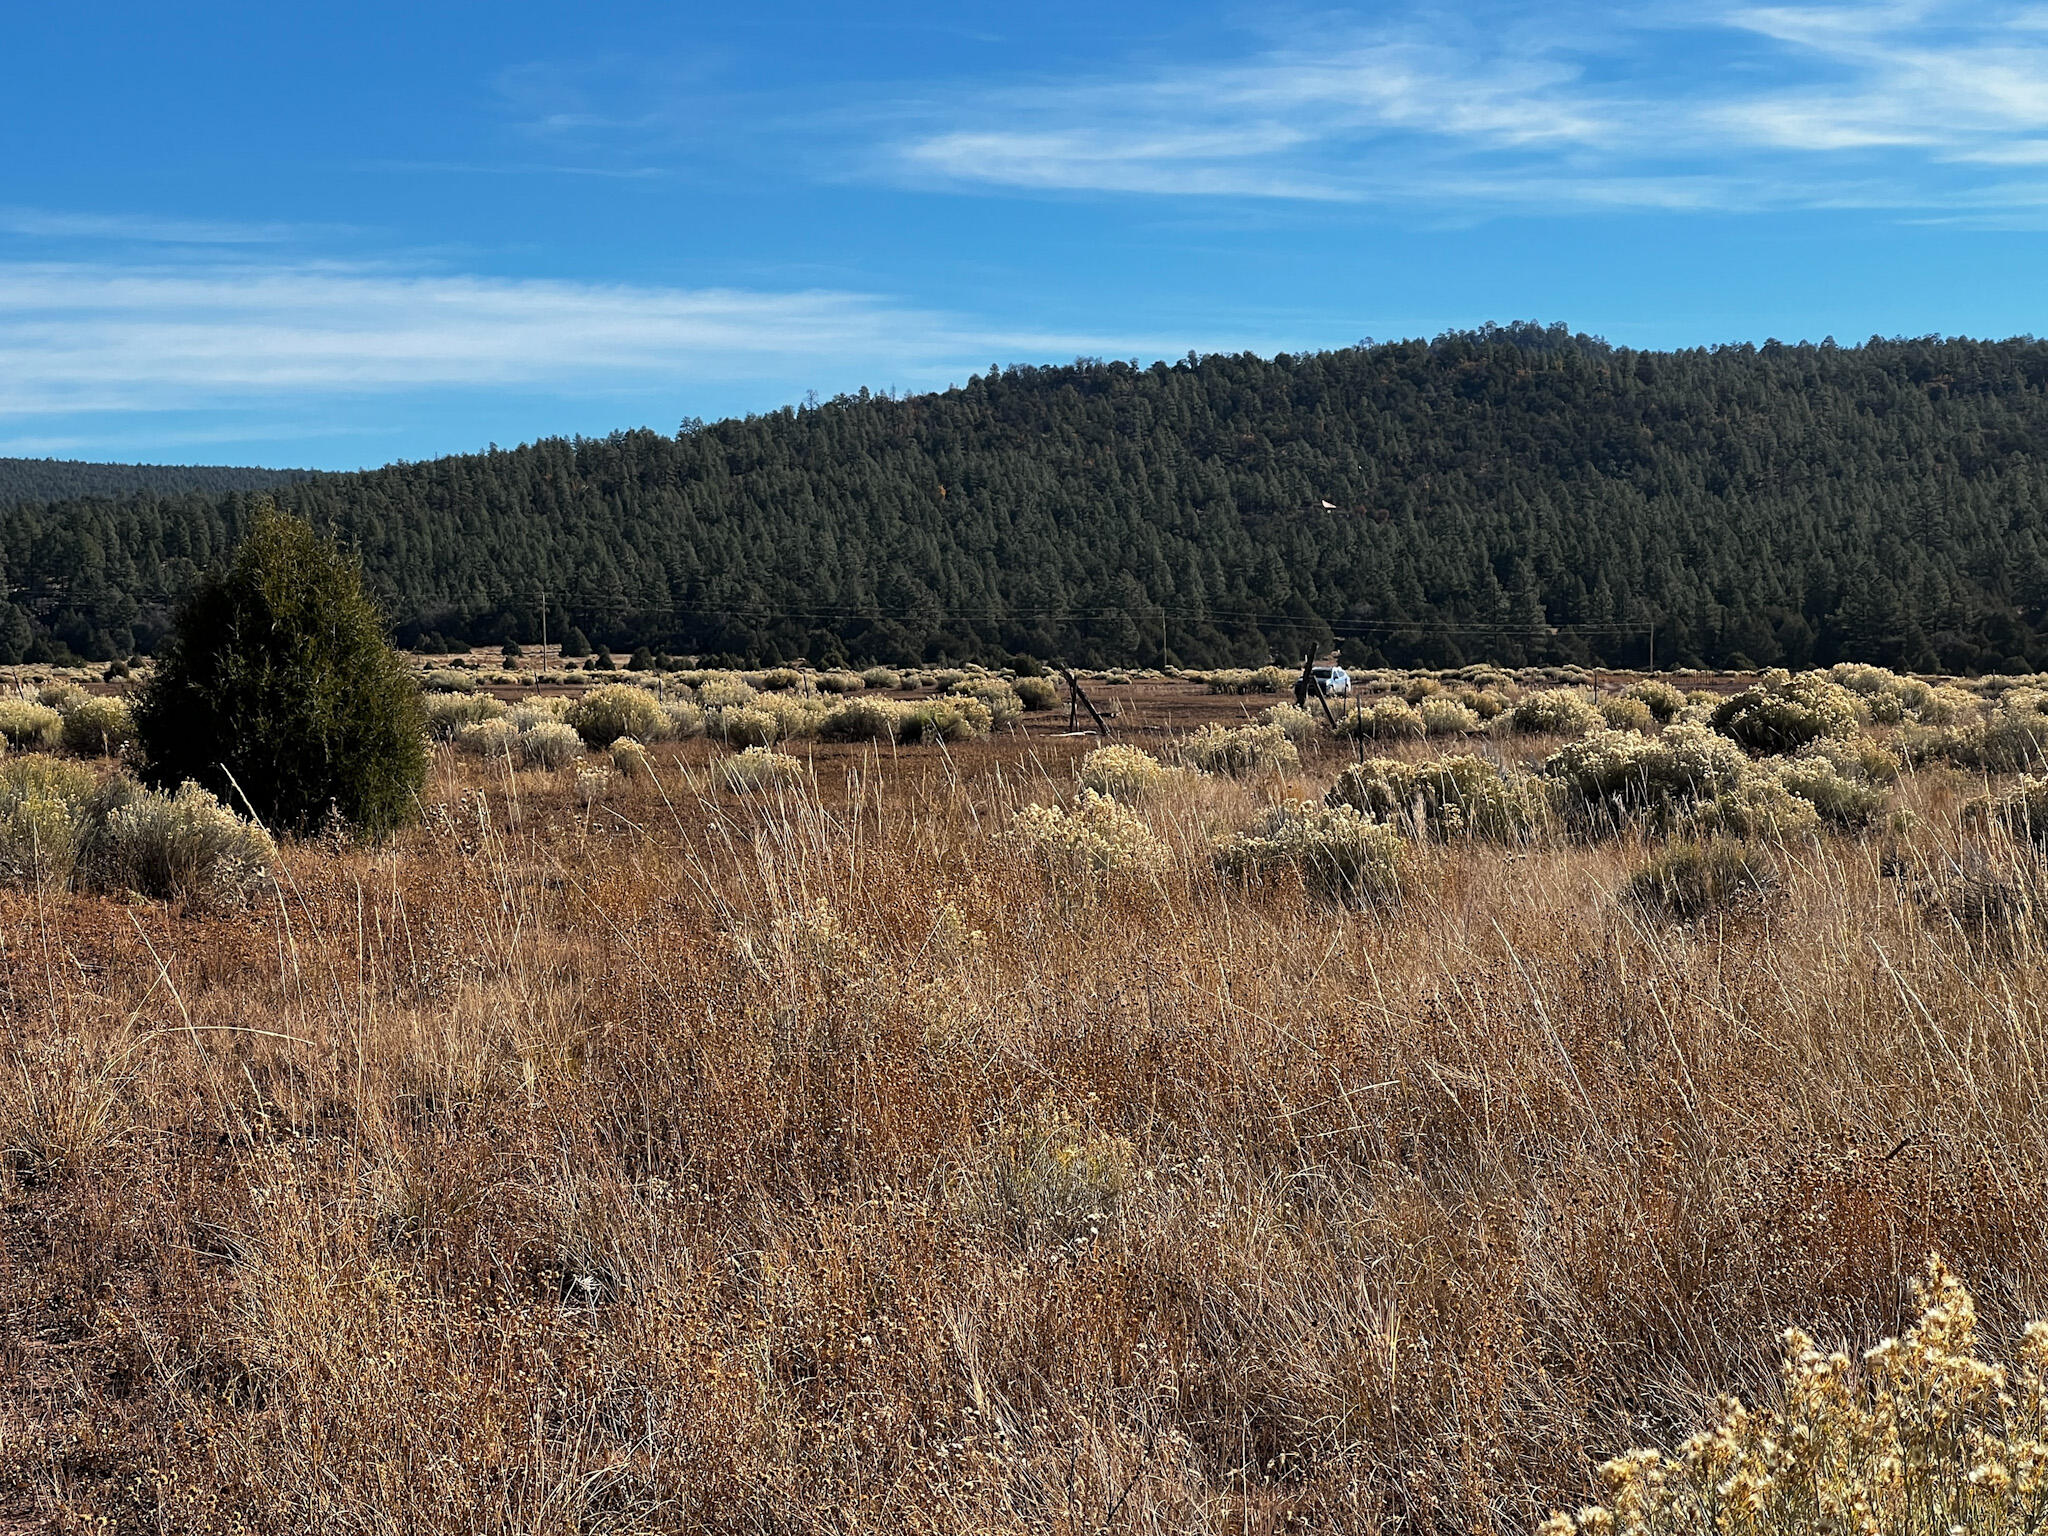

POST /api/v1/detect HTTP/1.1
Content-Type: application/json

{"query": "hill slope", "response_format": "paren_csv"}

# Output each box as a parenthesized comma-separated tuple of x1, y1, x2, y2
(0, 457, 311, 507)
(8, 324, 2048, 671)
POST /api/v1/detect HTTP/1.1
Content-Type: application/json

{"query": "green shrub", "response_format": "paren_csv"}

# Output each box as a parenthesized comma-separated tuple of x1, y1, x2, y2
(566, 683, 668, 747)
(1709, 669, 1862, 755)
(1626, 838, 1778, 921)
(1508, 690, 1603, 736)
(58, 696, 135, 757)
(1215, 802, 1406, 905)
(859, 667, 903, 691)
(1077, 745, 1186, 802)
(1326, 754, 1551, 843)
(93, 780, 277, 906)
(133, 508, 428, 837)
(1176, 722, 1301, 777)
(1336, 698, 1424, 741)
(1014, 675, 1059, 711)
(0, 700, 62, 750)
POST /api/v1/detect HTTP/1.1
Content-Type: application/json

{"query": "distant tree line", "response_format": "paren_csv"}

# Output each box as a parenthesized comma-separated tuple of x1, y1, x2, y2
(9, 323, 2048, 673)
(0, 457, 311, 508)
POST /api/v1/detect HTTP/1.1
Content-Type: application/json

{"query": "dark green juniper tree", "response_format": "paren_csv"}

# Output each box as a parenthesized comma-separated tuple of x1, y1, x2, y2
(134, 505, 427, 837)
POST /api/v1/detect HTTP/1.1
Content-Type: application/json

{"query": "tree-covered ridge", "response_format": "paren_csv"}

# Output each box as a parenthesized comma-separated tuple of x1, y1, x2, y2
(10, 324, 2048, 672)
(0, 457, 311, 508)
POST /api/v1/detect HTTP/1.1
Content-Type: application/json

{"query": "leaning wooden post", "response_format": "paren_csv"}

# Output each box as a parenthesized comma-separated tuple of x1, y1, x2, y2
(1060, 666, 1109, 736)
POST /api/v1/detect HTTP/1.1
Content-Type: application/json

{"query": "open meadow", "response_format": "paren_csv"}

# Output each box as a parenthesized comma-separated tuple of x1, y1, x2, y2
(7, 661, 2048, 1532)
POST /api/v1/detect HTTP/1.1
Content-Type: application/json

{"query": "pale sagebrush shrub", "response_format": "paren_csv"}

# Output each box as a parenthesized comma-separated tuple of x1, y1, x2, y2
(694, 673, 758, 710)
(1623, 678, 1686, 722)
(760, 695, 827, 742)
(1215, 801, 1407, 905)
(718, 746, 805, 792)
(1010, 791, 1170, 885)
(93, 780, 276, 906)
(710, 704, 781, 748)
(926, 669, 967, 692)
(815, 671, 866, 695)
(609, 738, 652, 780)
(423, 692, 508, 742)
(453, 718, 519, 760)
(517, 721, 583, 771)
(1545, 724, 1751, 819)
(966, 1105, 1138, 1249)
(1461, 686, 1510, 721)
(38, 680, 89, 711)
(1337, 697, 1425, 741)
(1798, 735, 1902, 785)
(950, 678, 1024, 730)
(1625, 837, 1779, 921)
(1936, 698, 2048, 773)
(1598, 696, 1656, 734)
(1418, 697, 1482, 736)
(757, 668, 802, 692)
(1014, 675, 1059, 711)
(1251, 665, 1294, 693)
(1508, 689, 1603, 736)
(1687, 773, 1822, 841)
(1775, 757, 1891, 828)
(1538, 1258, 2048, 1536)
(0, 755, 102, 889)
(819, 697, 906, 743)
(0, 699, 62, 750)
(1260, 702, 1322, 744)
(1204, 669, 1264, 695)
(572, 763, 611, 808)
(1967, 776, 2048, 851)
(1327, 754, 1552, 843)
(1176, 721, 1301, 777)
(566, 683, 668, 747)
(1077, 745, 1187, 802)
(1401, 676, 1444, 703)
(420, 668, 477, 693)
(59, 695, 136, 757)
(899, 696, 992, 743)
(1710, 669, 1862, 756)
(858, 666, 902, 691)
(507, 698, 571, 730)
(661, 700, 705, 740)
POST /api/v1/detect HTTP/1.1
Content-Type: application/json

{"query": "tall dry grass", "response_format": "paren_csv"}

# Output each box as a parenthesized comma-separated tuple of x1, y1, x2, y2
(2, 731, 2047, 1532)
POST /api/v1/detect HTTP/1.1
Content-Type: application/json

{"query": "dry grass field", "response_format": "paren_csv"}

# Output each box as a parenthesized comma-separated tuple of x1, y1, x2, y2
(6, 665, 2048, 1532)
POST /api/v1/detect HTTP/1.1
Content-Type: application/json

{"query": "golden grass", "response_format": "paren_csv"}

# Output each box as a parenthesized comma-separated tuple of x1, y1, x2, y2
(3, 728, 2048, 1532)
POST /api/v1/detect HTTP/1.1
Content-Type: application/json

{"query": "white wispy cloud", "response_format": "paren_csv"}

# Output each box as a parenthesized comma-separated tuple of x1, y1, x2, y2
(0, 258, 1151, 419)
(885, 3, 2048, 215)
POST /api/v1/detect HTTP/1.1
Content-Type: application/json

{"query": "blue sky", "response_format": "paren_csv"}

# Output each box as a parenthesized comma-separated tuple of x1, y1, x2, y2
(3, 1, 2046, 469)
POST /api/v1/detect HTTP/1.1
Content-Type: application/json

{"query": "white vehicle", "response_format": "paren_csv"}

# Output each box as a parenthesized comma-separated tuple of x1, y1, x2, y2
(1311, 665, 1352, 696)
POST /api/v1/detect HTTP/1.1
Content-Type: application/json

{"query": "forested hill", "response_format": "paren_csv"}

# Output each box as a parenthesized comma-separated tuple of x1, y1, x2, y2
(0, 457, 311, 507)
(10, 324, 2048, 672)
